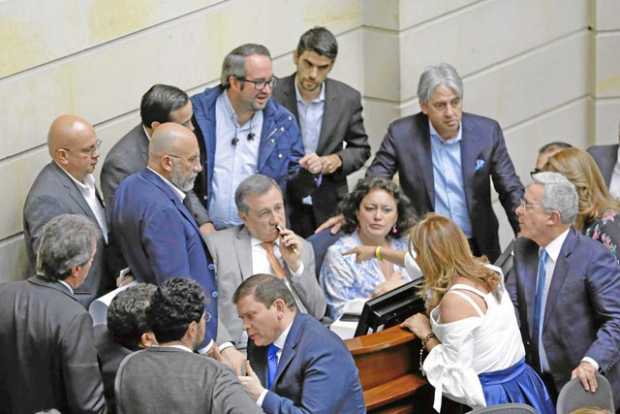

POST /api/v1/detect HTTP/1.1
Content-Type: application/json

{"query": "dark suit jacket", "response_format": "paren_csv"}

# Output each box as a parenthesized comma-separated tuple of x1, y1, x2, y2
(273, 75, 371, 224)
(0, 277, 105, 414)
(111, 168, 218, 341)
(367, 112, 524, 262)
(23, 162, 111, 306)
(587, 144, 619, 187)
(115, 347, 262, 414)
(94, 325, 133, 414)
(506, 230, 620, 407)
(247, 313, 365, 414)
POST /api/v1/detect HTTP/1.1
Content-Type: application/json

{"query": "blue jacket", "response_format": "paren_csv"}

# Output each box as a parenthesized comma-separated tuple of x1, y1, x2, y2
(111, 168, 218, 341)
(191, 86, 315, 206)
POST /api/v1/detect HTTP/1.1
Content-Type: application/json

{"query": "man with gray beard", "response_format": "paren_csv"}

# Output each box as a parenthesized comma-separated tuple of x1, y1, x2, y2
(110, 123, 219, 345)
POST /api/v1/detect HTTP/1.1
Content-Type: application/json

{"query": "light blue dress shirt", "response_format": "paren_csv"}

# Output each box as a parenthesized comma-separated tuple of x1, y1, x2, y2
(429, 121, 472, 238)
(209, 92, 264, 229)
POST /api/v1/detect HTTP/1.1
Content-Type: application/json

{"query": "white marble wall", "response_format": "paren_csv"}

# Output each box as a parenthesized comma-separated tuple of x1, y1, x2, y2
(0, 0, 615, 281)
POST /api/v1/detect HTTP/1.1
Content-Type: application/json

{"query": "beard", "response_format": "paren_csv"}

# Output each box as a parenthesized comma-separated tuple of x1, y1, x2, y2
(170, 165, 197, 193)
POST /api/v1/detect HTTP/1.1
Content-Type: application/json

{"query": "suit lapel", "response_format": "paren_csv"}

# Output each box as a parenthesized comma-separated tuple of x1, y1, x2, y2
(416, 119, 435, 208)
(543, 229, 575, 328)
(316, 79, 334, 155)
(235, 226, 253, 279)
(521, 245, 539, 333)
(459, 118, 480, 215)
(51, 163, 99, 222)
(280, 75, 299, 121)
(273, 314, 302, 387)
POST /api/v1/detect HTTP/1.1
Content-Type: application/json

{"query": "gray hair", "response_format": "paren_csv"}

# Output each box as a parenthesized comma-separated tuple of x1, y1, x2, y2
(220, 43, 271, 88)
(36, 214, 99, 282)
(235, 174, 281, 214)
(417, 63, 464, 104)
(532, 172, 578, 224)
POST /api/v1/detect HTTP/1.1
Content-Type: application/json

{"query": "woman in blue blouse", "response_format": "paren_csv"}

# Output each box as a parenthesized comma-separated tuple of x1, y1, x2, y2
(319, 177, 417, 320)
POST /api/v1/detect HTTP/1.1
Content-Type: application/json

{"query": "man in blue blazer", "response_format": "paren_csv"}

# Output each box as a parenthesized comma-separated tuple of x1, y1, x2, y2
(191, 43, 318, 230)
(111, 123, 219, 343)
(507, 172, 620, 407)
(235, 274, 365, 414)
(367, 63, 523, 262)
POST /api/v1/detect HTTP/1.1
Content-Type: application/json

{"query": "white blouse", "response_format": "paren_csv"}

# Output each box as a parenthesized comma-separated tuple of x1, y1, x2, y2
(422, 266, 525, 411)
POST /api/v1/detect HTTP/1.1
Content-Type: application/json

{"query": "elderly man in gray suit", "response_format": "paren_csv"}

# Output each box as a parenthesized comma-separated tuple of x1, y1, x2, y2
(0, 214, 106, 413)
(205, 174, 326, 351)
(23, 114, 111, 306)
(273, 26, 371, 237)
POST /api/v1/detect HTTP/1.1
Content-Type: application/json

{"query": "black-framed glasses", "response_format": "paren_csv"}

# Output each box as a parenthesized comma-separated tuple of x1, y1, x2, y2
(236, 76, 278, 90)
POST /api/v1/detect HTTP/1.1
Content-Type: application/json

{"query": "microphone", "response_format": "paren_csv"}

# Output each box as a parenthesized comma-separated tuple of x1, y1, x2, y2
(231, 137, 239, 146)
(247, 132, 255, 141)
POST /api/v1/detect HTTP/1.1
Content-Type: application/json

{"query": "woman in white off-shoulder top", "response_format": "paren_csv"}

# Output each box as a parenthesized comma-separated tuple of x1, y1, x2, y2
(351, 213, 555, 412)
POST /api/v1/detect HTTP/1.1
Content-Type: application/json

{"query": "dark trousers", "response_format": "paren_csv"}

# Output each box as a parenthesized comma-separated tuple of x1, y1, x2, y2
(289, 202, 317, 239)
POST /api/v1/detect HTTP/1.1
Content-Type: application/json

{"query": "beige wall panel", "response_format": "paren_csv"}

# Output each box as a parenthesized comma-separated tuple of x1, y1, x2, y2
(0, 0, 221, 77)
(593, 99, 620, 145)
(362, 99, 401, 151)
(594, 33, 620, 98)
(399, 0, 588, 100)
(0, 0, 362, 160)
(398, 0, 482, 29)
(595, 0, 620, 31)
(0, 236, 30, 283)
(362, 29, 401, 101)
(362, 0, 399, 29)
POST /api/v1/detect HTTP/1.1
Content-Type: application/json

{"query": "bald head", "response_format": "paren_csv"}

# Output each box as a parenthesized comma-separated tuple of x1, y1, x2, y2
(148, 123, 202, 192)
(48, 114, 99, 182)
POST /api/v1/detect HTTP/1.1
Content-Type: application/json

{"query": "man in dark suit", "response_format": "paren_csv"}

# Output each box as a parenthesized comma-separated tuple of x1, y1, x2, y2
(367, 63, 523, 262)
(111, 123, 220, 345)
(205, 174, 326, 350)
(0, 214, 106, 413)
(115, 278, 262, 414)
(587, 124, 620, 198)
(94, 283, 157, 413)
(236, 274, 365, 414)
(23, 114, 111, 306)
(507, 171, 620, 407)
(101, 84, 212, 235)
(191, 43, 318, 230)
(273, 27, 371, 237)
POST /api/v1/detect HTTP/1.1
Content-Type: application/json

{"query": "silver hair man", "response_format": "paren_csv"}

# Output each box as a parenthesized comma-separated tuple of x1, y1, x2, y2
(234, 174, 281, 215)
(531, 171, 578, 225)
(417, 62, 464, 104)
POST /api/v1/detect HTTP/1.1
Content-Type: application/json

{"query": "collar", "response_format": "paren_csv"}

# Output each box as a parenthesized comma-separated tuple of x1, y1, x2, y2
(58, 280, 74, 294)
(541, 227, 570, 262)
(146, 167, 186, 200)
(157, 344, 193, 353)
(428, 119, 462, 144)
(295, 80, 325, 104)
(251, 236, 280, 248)
(56, 162, 96, 189)
(273, 318, 294, 350)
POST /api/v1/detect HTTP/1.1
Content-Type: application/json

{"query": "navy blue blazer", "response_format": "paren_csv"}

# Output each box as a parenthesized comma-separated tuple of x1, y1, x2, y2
(111, 168, 218, 340)
(506, 229, 620, 407)
(367, 112, 524, 262)
(247, 313, 365, 414)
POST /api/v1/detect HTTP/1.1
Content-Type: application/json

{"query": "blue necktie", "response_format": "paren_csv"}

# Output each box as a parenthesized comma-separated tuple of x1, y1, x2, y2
(267, 343, 280, 390)
(533, 249, 548, 369)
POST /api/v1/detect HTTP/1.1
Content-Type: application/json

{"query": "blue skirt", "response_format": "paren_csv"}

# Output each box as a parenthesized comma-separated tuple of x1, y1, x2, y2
(478, 358, 556, 414)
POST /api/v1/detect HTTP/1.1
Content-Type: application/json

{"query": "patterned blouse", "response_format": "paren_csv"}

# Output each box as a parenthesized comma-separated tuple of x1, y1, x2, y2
(319, 231, 412, 320)
(584, 210, 620, 262)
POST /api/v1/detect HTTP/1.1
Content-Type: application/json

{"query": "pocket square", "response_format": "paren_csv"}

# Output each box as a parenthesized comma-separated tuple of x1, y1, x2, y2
(475, 159, 485, 171)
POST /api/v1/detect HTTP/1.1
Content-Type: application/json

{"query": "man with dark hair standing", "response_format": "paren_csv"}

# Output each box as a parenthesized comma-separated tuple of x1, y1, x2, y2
(95, 283, 157, 413)
(534, 141, 573, 173)
(101, 84, 212, 234)
(0, 214, 106, 414)
(273, 27, 371, 237)
(115, 278, 262, 414)
(191, 43, 318, 230)
(235, 274, 364, 414)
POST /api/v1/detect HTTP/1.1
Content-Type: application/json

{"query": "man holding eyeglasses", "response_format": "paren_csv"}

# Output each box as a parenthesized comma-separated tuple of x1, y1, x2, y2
(191, 43, 318, 230)
(23, 114, 112, 307)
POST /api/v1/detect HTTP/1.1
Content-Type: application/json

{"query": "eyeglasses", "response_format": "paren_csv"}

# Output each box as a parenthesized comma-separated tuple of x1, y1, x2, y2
(530, 168, 542, 177)
(236, 76, 278, 90)
(62, 139, 102, 156)
(519, 198, 542, 211)
(167, 153, 201, 165)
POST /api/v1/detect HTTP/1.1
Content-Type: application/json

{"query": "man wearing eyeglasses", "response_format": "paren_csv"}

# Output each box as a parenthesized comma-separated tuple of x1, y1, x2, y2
(23, 114, 112, 307)
(191, 43, 318, 230)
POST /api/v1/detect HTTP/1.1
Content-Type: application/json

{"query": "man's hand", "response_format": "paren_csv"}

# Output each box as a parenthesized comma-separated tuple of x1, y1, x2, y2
(199, 222, 216, 237)
(343, 245, 377, 263)
(320, 154, 342, 175)
(278, 226, 302, 272)
(299, 153, 322, 175)
(571, 360, 598, 393)
(314, 214, 345, 234)
(238, 360, 265, 401)
(220, 347, 247, 376)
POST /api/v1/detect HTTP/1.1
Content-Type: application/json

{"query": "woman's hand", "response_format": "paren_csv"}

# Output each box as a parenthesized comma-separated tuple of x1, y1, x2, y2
(342, 245, 377, 263)
(401, 313, 432, 339)
(372, 271, 405, 297)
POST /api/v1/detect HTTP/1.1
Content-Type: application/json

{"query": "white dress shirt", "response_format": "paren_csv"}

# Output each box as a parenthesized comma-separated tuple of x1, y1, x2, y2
(609, 146, 620, 199)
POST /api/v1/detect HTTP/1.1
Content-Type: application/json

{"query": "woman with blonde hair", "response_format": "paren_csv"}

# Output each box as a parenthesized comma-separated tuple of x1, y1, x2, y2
(543, 147, 620, 260)
(400, 213, 554, 412)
